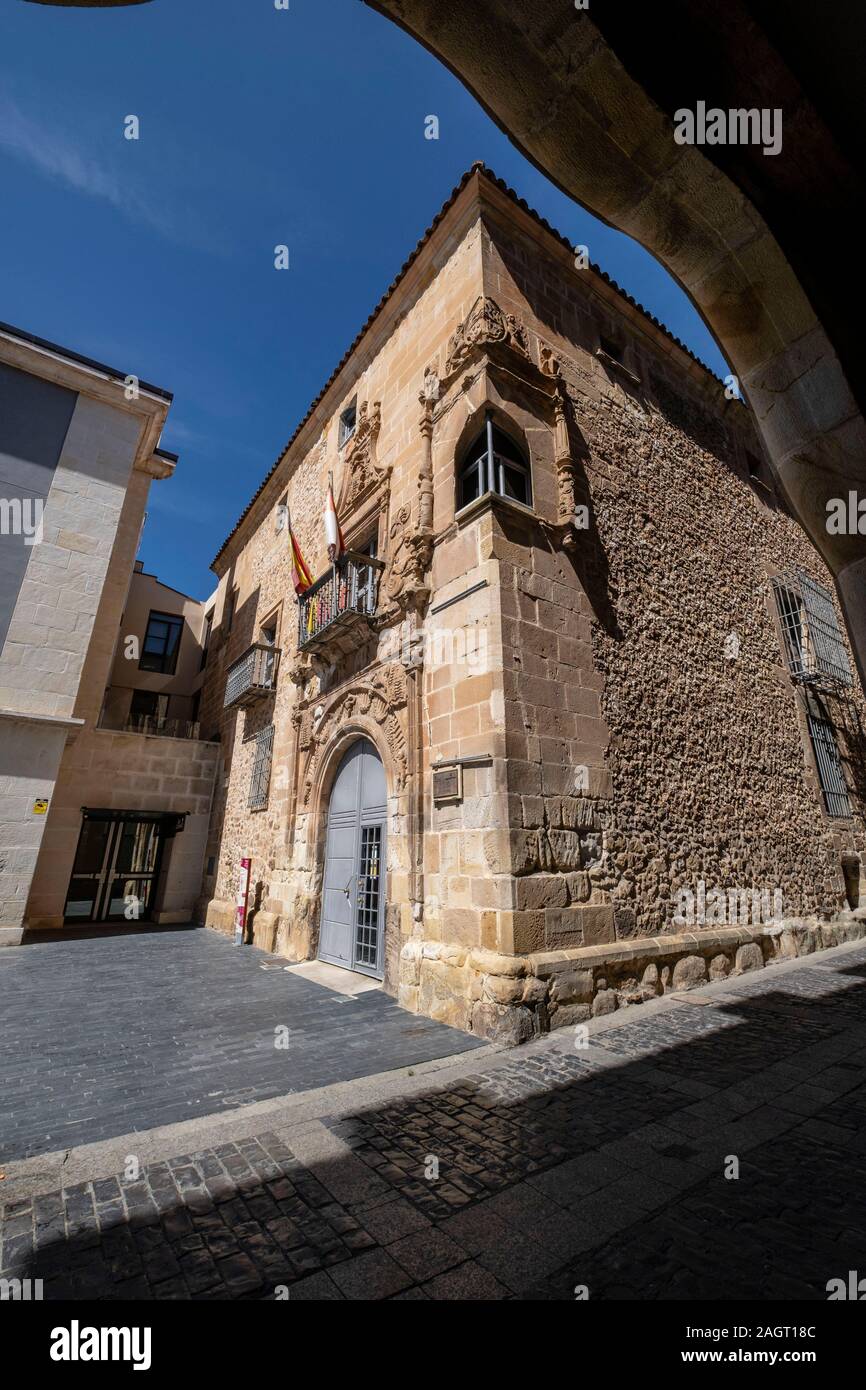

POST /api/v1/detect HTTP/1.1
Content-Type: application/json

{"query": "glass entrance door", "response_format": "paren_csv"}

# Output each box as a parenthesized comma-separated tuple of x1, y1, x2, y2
(64, 816, 165, 923)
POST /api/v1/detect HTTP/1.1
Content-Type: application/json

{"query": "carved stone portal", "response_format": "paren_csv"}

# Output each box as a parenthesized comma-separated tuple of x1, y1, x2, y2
(299, 662, 409, 809)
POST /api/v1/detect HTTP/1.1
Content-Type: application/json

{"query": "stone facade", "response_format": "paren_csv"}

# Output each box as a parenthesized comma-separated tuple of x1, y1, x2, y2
(198, 166, 866, 1040)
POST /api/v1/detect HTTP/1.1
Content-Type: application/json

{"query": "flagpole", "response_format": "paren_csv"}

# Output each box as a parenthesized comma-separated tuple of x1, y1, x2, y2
(329, 471, 337, 624)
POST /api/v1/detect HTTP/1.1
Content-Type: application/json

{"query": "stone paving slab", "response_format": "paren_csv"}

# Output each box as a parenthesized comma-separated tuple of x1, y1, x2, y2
(0, 925, 484, 1164)
(3, 938, 866, 1300)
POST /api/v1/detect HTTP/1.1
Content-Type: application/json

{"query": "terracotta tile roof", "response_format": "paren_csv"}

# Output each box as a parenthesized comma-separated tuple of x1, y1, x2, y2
(211, 162, 720, 569)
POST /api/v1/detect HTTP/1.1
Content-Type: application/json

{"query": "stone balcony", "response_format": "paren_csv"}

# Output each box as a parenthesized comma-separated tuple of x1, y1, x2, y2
(298, 552, 384, 658)
(224, 642, 281, 709)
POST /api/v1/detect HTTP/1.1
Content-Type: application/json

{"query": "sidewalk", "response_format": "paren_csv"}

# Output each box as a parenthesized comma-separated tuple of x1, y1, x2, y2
(3, 937, 866, 1299)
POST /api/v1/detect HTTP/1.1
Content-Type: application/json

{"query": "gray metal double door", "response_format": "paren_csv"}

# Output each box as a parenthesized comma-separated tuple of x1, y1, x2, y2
(319, 738, 386, 978)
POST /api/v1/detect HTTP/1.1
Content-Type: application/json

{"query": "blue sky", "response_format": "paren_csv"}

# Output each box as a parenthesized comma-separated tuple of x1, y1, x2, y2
(1, 0, 730, 601)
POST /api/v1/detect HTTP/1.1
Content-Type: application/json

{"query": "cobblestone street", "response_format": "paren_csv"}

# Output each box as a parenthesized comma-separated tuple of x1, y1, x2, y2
(3, 939, 866, 1300)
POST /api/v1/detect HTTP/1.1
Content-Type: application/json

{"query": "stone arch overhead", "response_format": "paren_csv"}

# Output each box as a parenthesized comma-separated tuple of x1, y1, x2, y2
(363, 0, 866, 686)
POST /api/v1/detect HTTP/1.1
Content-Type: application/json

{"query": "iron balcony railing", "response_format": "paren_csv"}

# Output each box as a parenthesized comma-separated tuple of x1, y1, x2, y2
(122, 715, 202, 740)
(299, 551, 384, 651)
(224, 642, 280, 709)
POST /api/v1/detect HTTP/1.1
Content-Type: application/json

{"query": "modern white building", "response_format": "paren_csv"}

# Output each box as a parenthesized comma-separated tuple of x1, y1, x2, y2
(0, 322, 217, 941)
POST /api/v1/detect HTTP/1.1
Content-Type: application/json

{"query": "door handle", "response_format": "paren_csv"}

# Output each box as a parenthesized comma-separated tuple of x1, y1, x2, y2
(343, 877, 352, 899)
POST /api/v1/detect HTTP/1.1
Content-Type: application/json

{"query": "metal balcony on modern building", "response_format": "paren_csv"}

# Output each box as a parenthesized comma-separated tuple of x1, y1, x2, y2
(97, 710, 204, 741)
(224, 642, 281, 709)
(298, 552, 384, 655)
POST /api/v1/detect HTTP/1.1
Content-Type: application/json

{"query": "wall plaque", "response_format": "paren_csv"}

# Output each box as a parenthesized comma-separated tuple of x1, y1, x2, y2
(432, 764, 462, 804)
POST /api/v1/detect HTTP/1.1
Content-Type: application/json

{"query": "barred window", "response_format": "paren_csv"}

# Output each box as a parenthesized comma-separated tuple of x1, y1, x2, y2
(807, 712, 852, 819)
(772, 571, 852, 688)
(248, 725, 274, 811)
(458, 415, 531, 511)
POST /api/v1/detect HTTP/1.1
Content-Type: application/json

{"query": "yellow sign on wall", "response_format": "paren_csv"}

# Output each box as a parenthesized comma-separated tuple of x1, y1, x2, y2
(33, 799, 48, 816)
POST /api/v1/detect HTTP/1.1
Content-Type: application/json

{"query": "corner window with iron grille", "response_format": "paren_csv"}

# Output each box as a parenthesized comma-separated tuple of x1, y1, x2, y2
(806, 702, 852, 819)
(248, 725, 274, 811)
(457, 414, 532, 512)
(772, 571, 853, 690)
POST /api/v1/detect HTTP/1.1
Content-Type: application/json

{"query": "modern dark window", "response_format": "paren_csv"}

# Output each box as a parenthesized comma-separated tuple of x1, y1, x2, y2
(200, 609, 213, 671)
(140, 610, 183, 674)
(339, 400, 357, 449)
(225, 588, 237, 635)
(746, 450, 762, 479)
(807, 709, 852, 818)
(599, 334, 624, 362)
(129, 689, 168, 723)
(248, 725, 274, 811)
(457, 416, 532, 512)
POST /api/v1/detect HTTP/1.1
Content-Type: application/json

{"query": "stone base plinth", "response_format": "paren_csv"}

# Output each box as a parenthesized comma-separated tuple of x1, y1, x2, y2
(399, 913, 866, 1043)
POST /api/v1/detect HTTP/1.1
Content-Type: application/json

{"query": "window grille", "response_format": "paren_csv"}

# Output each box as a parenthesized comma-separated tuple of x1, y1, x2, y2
(806, 713, 852, 818)
(355, 825, 382, 969)
(248, 725, 274, 810)
(772, 571, 852, 688)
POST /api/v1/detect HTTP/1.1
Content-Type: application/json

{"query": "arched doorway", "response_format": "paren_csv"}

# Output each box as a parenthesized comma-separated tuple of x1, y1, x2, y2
(318, 738, 387, 978)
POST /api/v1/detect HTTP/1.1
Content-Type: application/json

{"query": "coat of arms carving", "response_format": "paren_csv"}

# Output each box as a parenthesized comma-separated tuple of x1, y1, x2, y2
(336, 401, 386, 515)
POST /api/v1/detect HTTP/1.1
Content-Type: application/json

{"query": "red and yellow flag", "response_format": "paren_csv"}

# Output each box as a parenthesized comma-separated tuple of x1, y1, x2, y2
(289, 522, 313, 596)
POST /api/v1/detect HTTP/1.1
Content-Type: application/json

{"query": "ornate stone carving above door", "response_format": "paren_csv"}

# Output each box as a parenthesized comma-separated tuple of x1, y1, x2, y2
(298, 662, 409, 809)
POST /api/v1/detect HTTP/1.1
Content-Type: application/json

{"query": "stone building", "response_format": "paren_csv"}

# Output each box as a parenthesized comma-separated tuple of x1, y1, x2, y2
(0, 322, 217, 940)
(198, 165, 866, 1040)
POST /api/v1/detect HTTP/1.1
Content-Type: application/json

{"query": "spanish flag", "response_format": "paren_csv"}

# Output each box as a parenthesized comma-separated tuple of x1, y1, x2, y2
(289, 518, 313, 596)
(324, 477, 345, 563)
